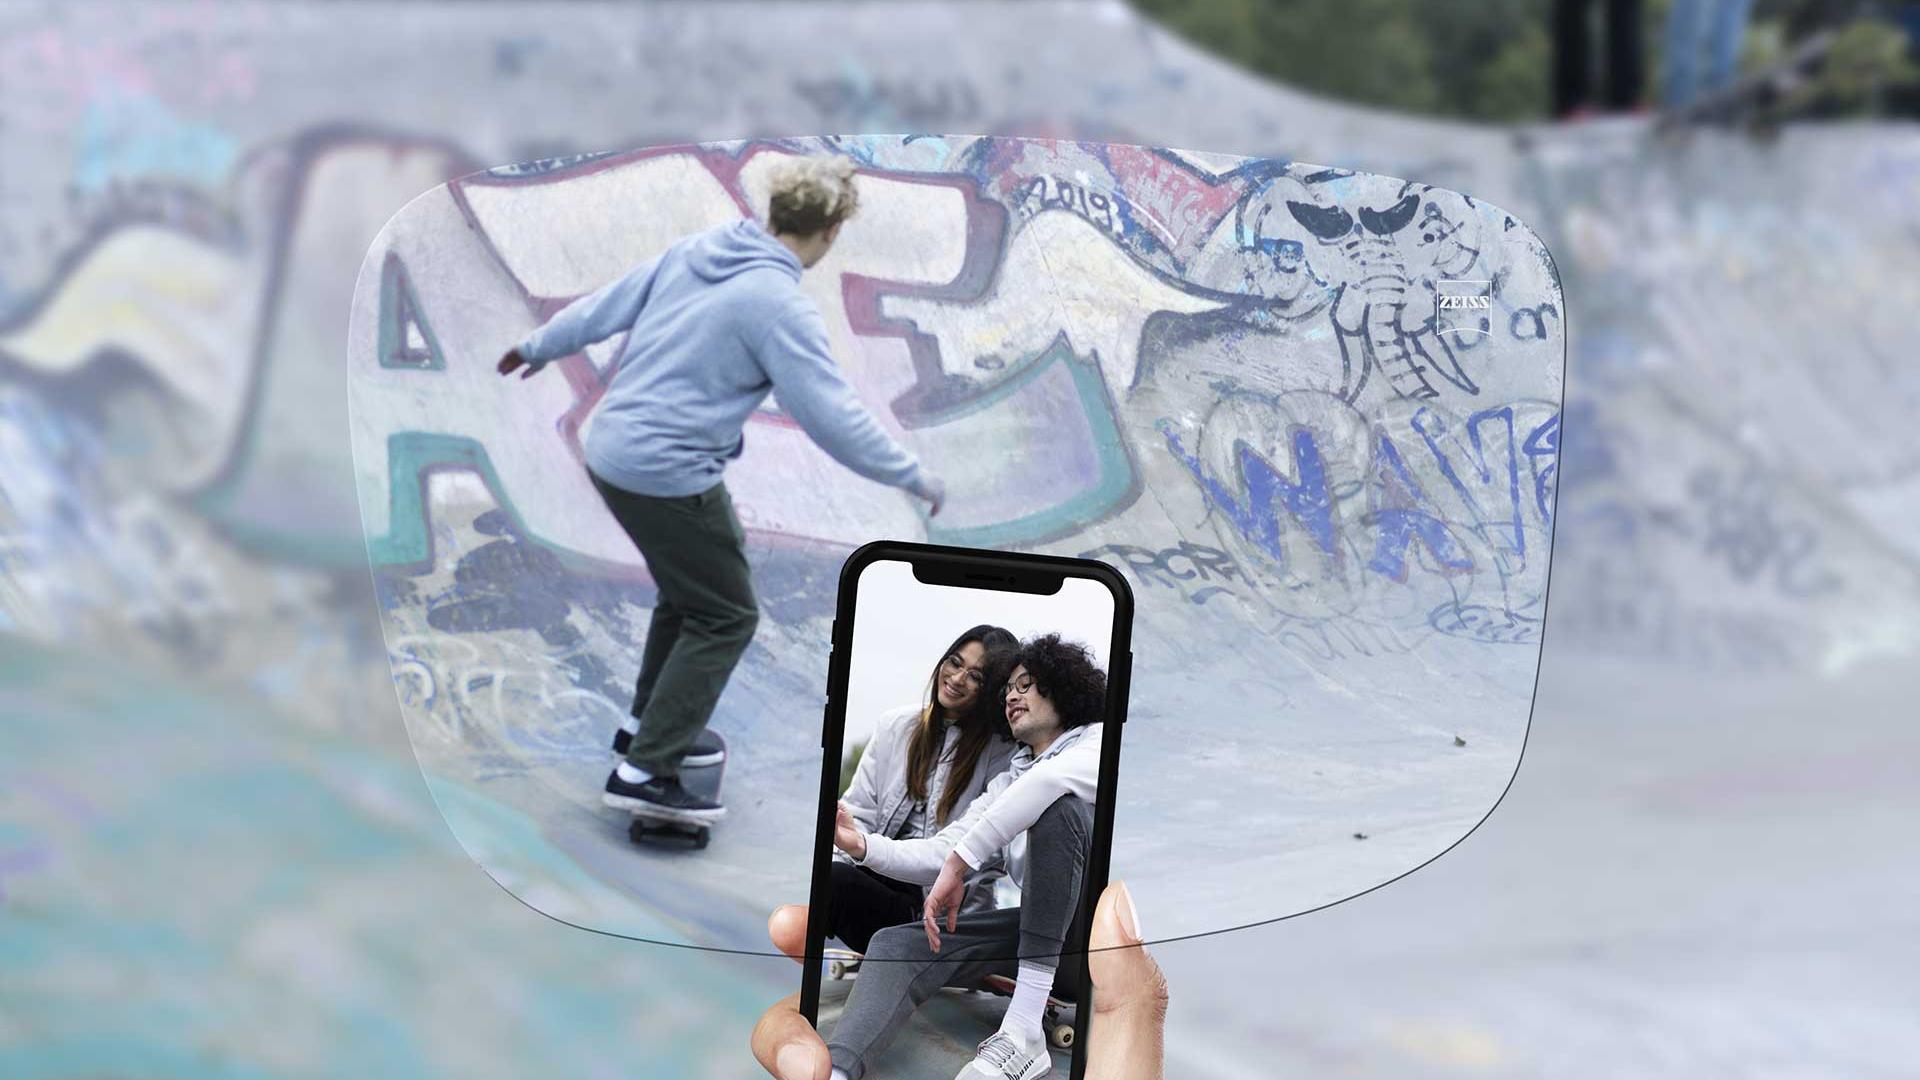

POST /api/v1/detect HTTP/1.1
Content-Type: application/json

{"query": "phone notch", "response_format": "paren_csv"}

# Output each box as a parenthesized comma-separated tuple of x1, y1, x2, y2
(911, 559, 1064, 595)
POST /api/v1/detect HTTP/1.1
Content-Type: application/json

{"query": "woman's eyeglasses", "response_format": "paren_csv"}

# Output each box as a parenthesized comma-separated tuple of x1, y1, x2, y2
(941, 653, 986, 689)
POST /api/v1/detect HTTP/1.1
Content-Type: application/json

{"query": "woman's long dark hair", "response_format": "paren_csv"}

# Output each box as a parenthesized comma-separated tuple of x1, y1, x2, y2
(906, 624, 1018, 825)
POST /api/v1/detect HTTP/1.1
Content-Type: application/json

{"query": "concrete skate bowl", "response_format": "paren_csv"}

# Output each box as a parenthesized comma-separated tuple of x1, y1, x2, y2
(346, 135, 1564, 953)
(1, 3, 1916, 1076)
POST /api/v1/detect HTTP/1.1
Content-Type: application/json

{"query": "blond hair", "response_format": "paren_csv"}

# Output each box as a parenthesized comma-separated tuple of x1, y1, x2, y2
(766, 155, 860, 237)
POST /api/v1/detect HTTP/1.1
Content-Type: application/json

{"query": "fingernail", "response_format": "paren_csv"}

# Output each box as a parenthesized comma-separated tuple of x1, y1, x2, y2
(1114, 880, 1144, 944)
(776, 1044, 815, 1080)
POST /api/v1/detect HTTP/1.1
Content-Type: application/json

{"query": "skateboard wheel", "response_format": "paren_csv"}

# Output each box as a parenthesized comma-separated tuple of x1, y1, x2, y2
(694, 828, 710, 849)
(1049, 1024, 1074, 1050)
(829, 960, 847, 980)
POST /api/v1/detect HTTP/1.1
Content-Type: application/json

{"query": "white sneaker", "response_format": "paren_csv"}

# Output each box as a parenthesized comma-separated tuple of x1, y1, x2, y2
(953, 1029, 1050, 1080)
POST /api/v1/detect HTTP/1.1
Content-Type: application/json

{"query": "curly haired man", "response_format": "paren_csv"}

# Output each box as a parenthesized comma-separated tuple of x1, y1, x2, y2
(831, 634, 1108, 1080)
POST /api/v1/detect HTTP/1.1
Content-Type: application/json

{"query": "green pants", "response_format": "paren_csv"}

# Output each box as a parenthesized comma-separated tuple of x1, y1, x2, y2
(590, 471, 759, 778)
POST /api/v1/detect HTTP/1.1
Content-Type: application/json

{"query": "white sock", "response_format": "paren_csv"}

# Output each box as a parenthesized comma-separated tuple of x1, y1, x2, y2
(620, 717, 641, 735)
(616, 761, 652, 784)
(831, 1070, 851, 1080)
(999, 960, 1055, 1044)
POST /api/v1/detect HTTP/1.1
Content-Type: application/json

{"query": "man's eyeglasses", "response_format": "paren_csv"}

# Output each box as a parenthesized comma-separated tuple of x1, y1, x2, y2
(941, 653, 986, 688)
(1007, 673, 1036, 696)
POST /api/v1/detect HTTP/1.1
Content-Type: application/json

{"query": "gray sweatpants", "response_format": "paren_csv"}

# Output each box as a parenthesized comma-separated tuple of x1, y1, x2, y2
(827, 794, 1093, 1079)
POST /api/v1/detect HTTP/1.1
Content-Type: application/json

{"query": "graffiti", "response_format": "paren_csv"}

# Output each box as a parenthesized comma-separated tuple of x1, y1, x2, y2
(1686, 467, 1842, 599)
(2, 130, 478, 570)
(879, 205, 1222, 400)
(75, 90, 240, 195)
(1097, 144, 1247, 258)
(1510, 302, 1560, 342)
(377, 253, 446, 371)
(1266, 611, 1426, 662)
(328, 137, 1566, 716)
(381, 509, 638, 766)
(1549, 549, 1800, 670)
(1013, 174, 1129, 240)
(1077, 541, 1244, 604)
(0, 22, 259, 137)
(0, 216, 260, 492)
(1428, 599, 1540, 645)
(1157, 387, 1555, 634)
(360, 142, 1188, 566)
(1236, 174, 1494, 402)
(975, 142, 1247, 272)
(389, 627, 628, 766)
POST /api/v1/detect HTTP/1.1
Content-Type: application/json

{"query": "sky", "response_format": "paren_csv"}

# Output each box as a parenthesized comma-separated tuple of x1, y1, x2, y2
(840, 558, 1117, 755)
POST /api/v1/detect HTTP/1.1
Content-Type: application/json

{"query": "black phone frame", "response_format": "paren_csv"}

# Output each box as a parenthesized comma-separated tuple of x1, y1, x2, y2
(800, 540, 1134, 1080)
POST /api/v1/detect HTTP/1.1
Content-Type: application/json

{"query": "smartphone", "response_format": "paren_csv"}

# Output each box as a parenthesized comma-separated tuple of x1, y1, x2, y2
(801, 541, 1133, 1079)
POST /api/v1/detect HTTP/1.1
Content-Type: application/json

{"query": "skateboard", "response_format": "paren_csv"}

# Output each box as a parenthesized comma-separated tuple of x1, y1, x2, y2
(824, 946, 864, 981)
(626, 731, 727, 850)
(824, 947, 1078, 1051)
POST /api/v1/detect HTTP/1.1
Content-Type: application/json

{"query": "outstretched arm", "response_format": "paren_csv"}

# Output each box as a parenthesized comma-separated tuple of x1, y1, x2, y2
(499, 256, 663, 376)
(757, 301, 941, 507)
(855, 757, 1014, 885)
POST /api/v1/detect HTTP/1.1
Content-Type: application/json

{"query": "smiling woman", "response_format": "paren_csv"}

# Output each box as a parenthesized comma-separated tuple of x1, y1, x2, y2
(828, 623, 1020, 953)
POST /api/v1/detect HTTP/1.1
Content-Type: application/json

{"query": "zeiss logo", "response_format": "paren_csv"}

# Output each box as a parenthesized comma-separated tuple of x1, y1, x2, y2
(1434, 279, 1493, 337)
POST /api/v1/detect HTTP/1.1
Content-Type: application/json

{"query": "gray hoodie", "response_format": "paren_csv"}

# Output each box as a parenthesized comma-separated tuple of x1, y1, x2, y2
(517, 218, 931, 500)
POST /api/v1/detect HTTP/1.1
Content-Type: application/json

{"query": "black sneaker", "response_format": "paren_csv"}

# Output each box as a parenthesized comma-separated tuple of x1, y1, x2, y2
(602, 770, 725, 821)
(611, 727, 726, 768)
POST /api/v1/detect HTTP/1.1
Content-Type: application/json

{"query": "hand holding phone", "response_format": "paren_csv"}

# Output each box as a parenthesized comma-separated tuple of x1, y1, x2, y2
(799, 542, 1134, 1079)
(753, 881, 1168, 1080)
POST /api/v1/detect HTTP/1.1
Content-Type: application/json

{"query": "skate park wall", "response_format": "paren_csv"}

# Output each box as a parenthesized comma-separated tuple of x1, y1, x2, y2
(345, 134, 1562, 951)
(3, 2, 1918, 1077)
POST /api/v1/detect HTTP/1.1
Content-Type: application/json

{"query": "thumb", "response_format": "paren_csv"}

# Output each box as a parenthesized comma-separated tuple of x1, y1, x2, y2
(750, 992, 833, 1080)
(1085, 881, 1168, 1079)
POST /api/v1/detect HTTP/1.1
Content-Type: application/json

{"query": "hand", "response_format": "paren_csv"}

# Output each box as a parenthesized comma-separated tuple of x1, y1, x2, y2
(922, 852, 968, 952)
(917, 475, 946, 518)
(1084, 880, 1168, 1079)
(496, 347, 543, 379)
(752, 905, 828, 1080)
(832, 802, 867, 861)
(751, 881, 1168, 1080)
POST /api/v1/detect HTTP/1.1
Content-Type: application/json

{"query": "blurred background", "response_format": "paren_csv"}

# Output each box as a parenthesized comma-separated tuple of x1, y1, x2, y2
(2, 1, 1916, 1077)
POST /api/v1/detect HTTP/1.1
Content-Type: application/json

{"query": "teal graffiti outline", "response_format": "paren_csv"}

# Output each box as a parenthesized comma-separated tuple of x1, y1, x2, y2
(377, 253, 447, 372)
(921, 335, 1137, 547)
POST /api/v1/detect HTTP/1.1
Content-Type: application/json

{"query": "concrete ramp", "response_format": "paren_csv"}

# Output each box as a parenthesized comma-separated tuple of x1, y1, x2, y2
(3, 3, 1917, 1078)
(347, 136, 1563, 952)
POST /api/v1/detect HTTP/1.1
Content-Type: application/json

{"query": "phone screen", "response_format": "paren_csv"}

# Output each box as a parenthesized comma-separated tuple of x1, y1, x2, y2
(803, 544, 1131, 1080)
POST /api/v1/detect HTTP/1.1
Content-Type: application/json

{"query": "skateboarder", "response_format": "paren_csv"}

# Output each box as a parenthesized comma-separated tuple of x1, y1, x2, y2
(497, 155, 946, 822)
(831, 625, 1020, 952)
(830, 634, 1107, 1080)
